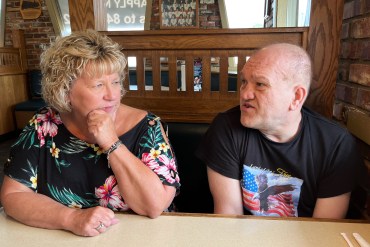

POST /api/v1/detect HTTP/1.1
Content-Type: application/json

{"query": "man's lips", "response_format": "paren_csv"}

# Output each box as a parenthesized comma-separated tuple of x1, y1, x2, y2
(241, 102, 255, 110)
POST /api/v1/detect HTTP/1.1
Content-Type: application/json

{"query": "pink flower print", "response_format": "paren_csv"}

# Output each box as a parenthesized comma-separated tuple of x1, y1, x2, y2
(156, 155, 179, 184)
(37, 126, 45, 147)
(95, 175, 129, 211)
(37, 108, 62, 138)
(142, 153, 160, 170)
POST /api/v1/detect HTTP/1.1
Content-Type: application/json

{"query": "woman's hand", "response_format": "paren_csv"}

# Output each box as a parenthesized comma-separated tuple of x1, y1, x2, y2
(66, 206, 119, 237)
(87, 109, 118, 151)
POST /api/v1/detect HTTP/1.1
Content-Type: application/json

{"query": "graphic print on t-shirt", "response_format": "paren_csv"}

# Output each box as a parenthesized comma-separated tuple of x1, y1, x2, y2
(241, 165, 303, 217)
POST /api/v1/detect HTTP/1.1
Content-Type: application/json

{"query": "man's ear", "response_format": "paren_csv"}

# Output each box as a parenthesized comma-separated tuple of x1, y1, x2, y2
(290, 85, 307, 111)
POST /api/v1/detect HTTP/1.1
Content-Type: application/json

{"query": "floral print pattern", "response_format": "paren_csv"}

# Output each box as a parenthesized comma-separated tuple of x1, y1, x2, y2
(4, 107, 180, 211)
(95, 176, 129, 211)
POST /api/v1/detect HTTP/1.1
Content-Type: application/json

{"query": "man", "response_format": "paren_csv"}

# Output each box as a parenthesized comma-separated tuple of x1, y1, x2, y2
(195, 43, 366, 219)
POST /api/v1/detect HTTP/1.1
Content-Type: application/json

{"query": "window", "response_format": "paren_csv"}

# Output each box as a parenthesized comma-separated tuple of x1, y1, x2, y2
(46, 0, 150, 37)
(219, 0, 310, 28)
(220, 0, 265, 28)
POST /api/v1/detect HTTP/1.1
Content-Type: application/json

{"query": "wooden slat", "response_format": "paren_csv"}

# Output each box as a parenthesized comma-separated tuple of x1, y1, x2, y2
(103, 28, 308, 50)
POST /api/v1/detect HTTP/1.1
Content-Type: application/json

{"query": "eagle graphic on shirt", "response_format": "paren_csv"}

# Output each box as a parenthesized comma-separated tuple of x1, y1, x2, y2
(241, 165, 303, 217)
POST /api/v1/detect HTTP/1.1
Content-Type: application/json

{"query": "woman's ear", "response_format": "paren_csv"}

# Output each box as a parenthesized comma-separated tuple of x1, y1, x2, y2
(290, 85, 307, 111)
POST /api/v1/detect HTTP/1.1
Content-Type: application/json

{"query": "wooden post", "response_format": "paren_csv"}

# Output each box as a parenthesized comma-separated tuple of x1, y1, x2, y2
(68, 0, 95, 32)
(306, 0, 344, 118)
(12, 29, 28, 72)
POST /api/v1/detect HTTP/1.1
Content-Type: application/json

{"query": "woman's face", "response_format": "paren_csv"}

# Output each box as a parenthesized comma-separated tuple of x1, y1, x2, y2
(68, 72, 122, 121)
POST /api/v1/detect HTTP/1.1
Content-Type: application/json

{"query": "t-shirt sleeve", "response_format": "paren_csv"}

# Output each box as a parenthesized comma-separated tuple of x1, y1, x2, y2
(3, 124, 40, 192)
(136, 116, 180, 189)
(195, 113, 241, 180)
(317, 131, 366, 198)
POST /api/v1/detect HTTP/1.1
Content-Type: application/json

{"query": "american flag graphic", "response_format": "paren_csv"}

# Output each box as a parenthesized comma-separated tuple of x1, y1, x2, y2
(242, 167, 296, 217)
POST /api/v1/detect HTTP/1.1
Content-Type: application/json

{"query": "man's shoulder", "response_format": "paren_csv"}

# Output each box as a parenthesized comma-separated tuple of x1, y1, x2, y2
(217, 105, 240, 119)
(212, 105, 241, 127)
(302, 107, 349, 136)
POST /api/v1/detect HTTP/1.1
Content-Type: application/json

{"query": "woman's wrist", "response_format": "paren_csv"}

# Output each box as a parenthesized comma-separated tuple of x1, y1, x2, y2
(104, 140, 123, 167)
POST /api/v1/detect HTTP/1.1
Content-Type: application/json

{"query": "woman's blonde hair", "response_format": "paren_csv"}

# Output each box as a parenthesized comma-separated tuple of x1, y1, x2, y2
(40, 29, 127, 113)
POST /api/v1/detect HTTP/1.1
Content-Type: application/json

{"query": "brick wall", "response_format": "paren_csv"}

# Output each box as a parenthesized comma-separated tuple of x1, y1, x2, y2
(5, 0, 56, 70)
(334, 0, 370, 164)
(335, 0, 370, 120)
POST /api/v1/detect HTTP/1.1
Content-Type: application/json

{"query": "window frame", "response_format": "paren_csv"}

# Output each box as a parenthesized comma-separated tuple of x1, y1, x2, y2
(45, 0, 152, 37)
(0, 0, 6, 47)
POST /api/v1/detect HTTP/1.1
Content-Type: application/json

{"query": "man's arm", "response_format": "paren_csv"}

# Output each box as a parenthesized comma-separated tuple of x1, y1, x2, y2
(207, 167, 243, 215)
(312, 192, 351, 219)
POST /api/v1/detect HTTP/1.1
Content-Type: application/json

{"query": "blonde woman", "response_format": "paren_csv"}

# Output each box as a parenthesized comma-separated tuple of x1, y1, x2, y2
(0, 30, 180, 237)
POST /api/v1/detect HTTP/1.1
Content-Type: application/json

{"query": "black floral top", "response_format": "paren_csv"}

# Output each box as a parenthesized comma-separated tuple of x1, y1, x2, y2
(4, 107, 180, 211)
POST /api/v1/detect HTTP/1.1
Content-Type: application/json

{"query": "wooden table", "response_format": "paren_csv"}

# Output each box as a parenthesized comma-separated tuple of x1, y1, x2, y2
(0, 208, 369, 247)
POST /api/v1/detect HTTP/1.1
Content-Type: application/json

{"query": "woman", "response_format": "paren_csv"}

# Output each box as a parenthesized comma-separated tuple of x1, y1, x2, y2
(0, 30, 180, 237)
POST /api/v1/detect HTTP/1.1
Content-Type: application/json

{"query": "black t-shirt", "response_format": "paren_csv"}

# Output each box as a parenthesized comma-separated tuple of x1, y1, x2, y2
(196, 106, 365, 217)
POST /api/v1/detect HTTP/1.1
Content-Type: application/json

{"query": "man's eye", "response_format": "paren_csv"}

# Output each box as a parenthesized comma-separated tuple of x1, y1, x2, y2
(256, 82, 265, 87)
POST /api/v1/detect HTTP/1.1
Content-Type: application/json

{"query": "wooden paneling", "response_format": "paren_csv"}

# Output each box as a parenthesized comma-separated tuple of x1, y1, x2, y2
(68, 0, 95, 32)
(306, 0, 344, 117)
(0, 30, 28, 135)
(0, 74, 28, 134)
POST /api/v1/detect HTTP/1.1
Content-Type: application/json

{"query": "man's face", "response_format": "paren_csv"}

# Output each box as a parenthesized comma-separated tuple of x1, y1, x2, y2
(239, 50, 295, 132)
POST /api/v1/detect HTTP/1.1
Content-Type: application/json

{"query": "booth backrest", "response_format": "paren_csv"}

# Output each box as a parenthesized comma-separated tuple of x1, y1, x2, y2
(167, 122, 213, 213)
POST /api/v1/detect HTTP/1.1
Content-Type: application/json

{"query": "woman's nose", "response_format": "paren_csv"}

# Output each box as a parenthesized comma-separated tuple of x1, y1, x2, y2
(104, 84, 118, 100)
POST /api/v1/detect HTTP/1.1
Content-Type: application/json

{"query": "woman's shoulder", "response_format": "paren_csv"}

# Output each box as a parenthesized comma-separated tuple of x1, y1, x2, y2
(116, 104, 148, 134)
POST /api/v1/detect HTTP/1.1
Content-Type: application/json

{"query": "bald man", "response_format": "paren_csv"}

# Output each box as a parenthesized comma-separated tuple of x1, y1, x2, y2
(196, 43, 366, 219)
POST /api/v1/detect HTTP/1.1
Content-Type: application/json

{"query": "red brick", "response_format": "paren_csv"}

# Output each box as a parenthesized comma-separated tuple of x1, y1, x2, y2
(335, 83, 358, 104)
(338, 61, 350, 81)
(349, 64, 370, 85)
(354, 0, 365, 16)
(349, 40, 362, 59)
(343, 1, 355, 19)
(351, 16, 370, 38)
(357, 87, 370, 110)
(340, 41, 351, 58)
(341, 22, 350, 39)
(366, 0, 370, 12)
(359, 40, 370, 60)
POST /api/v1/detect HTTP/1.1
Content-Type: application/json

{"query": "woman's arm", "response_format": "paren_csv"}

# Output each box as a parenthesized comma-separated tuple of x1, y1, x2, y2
(106, 123, 177, 218)
(0, 176, 118, 236)
(87, 109, 177, 218)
